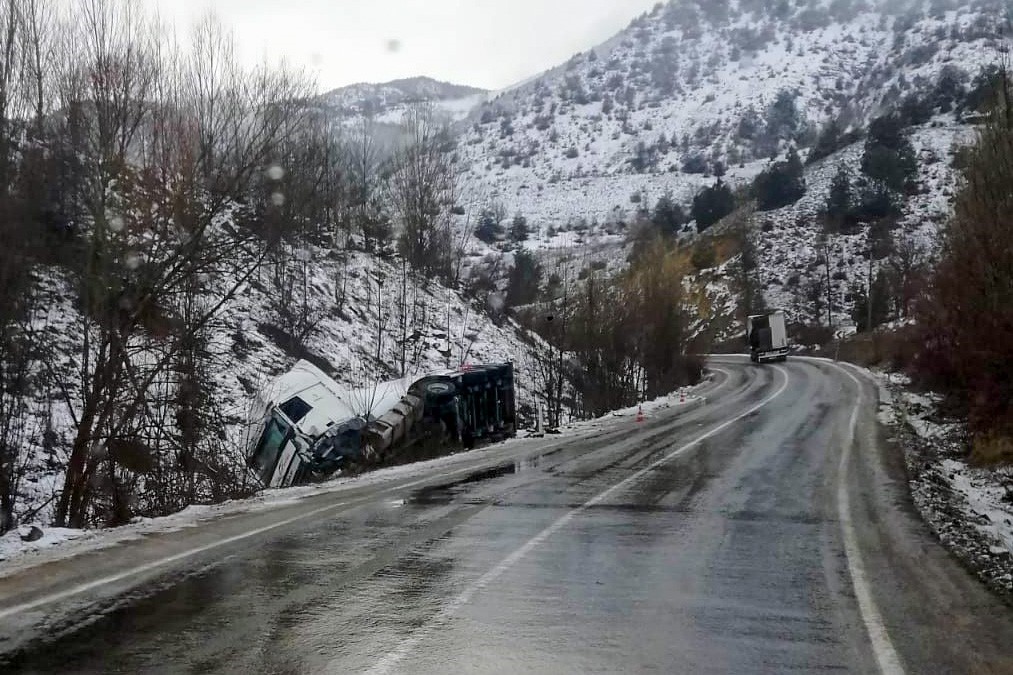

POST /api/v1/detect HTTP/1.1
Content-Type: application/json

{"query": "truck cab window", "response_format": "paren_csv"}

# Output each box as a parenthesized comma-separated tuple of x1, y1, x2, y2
(279, 397, 313, 424)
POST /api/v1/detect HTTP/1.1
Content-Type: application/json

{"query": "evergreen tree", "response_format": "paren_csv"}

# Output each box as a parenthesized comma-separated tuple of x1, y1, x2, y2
(753, 147, 806, 211)
(807, 119, 843, 165)
(850, 271, 891, 332)
(861, 114, 917, 194)
(475, 207, 505, 244)
(652, 193, 687, 236)
(853, 180, 898, 221)
(692, 180, 735, 232)
(824, 165, 853, 232)
(506, 250, 543, 308)
(508, 213, 530, 244)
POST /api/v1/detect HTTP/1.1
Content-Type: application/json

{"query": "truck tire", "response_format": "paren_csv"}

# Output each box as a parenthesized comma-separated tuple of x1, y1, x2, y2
(424, 380, 456, 399)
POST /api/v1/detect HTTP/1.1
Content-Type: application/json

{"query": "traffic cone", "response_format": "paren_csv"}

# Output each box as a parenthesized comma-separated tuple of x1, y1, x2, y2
(636, 406, 645, 423)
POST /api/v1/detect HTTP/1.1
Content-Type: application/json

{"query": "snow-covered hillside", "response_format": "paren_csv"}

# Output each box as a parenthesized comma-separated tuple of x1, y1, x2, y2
(13, 0, 1006, 529)
(17, 246, 542, 526)
(454, 0, 1003, 232)
(745, 121, 974, 327)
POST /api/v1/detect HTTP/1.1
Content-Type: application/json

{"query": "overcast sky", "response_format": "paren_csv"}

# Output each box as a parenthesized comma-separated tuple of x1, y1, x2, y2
(149, 0, 661, 92)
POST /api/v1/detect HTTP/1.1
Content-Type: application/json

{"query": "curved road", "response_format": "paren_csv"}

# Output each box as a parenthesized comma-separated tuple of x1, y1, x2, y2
(2, 357, 1012, 673)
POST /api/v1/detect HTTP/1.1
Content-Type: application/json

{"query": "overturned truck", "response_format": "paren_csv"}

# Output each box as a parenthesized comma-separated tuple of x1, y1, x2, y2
(246, 361, 516, 488)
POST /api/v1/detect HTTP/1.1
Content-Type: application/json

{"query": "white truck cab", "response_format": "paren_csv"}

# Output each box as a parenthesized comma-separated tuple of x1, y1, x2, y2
(246, 361, 409, 487)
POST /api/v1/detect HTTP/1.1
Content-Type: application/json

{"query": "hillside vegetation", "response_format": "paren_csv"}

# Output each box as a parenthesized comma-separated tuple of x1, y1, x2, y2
(0, 1, 533, 532)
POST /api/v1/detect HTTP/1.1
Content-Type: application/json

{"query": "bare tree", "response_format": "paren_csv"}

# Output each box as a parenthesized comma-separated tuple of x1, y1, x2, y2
(21, 0, 55, 135)
(387, 103, 457, 280)
(344, 116, 390, 252)
(887, 232, 927, 319)
(50, 2, 316, 527)
(267, 246, 325, 352)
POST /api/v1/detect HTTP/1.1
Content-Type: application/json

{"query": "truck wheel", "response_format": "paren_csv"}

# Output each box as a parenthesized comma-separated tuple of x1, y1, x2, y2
(424, 381, 456, 398)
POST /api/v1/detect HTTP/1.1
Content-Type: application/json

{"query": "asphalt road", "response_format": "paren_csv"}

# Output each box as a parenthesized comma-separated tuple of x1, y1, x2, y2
(2, 356, 1013, 674)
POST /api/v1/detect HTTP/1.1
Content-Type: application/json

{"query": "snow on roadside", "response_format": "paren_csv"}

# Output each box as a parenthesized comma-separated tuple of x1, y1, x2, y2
(0, 376, 710, 578)
(876, 371, 1013, 600)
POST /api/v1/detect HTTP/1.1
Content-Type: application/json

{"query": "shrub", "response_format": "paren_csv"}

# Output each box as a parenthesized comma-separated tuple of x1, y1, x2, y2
(681, 154, 708, 174)
(970, 435, 1013, 468)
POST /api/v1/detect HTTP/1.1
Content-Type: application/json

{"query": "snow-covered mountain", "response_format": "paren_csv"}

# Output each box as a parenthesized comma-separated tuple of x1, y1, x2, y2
(454, 0, 1004, 228)
(319, 76, 488, 125)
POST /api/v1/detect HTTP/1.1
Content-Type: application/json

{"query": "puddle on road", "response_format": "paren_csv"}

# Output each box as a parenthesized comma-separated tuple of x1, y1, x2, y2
(407, 453, 557, 506)
(409, 463, 518, 505)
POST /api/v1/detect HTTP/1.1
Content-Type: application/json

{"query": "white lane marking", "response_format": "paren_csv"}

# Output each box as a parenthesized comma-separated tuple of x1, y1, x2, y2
(825, 360, 905, 675)
(706, 366, 733, 392)
(0, 467, 488, 622)
(0, 421, 660, 622)
(366, 365, 790, 675)
(0, 362, 757, 625)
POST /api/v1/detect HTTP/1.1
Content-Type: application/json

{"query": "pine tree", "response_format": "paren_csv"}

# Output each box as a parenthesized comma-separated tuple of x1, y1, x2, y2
(824, 165, 853, 232)
(753, 147, 806, 211)
(508, 213, 530, 244)
(807, 119, 843, 165)
(506, 250, 542, 308)
(475, 207, 506, 244)
(651, 193, 686, 236)
(692, 180, 735, 231)
(861, 114, 918, 194)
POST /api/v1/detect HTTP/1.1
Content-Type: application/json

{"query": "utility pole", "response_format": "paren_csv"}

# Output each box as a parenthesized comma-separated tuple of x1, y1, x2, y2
(822, 237, 834, 331)
(867, 248, 874, 333)
(375, 276, 384, 365)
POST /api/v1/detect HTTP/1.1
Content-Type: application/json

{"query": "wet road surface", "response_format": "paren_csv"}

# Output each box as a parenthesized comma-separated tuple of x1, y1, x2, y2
(2, 357, 1013, 673)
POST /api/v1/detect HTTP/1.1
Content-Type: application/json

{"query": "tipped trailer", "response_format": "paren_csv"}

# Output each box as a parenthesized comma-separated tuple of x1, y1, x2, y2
(747, 310, 789, 363)
(246, 361, 517, 488)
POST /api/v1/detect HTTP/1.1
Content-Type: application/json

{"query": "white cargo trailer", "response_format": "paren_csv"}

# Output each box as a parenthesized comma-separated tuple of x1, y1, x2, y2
(747, 310, 789, 363)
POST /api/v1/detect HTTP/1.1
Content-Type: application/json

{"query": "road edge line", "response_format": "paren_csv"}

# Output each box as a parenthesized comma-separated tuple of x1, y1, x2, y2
(823, 359, 906, 675)
(0, 464, 493, 622)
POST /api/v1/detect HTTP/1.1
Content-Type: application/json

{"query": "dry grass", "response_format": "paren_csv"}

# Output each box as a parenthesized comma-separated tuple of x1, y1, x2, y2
(970, 434, 1013, 468)
(710, 234, 741, 266)
(824, 327, 920, 371)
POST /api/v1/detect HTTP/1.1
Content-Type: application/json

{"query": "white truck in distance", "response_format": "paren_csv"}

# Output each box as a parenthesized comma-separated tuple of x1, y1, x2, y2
(747, 310, 789, 363)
